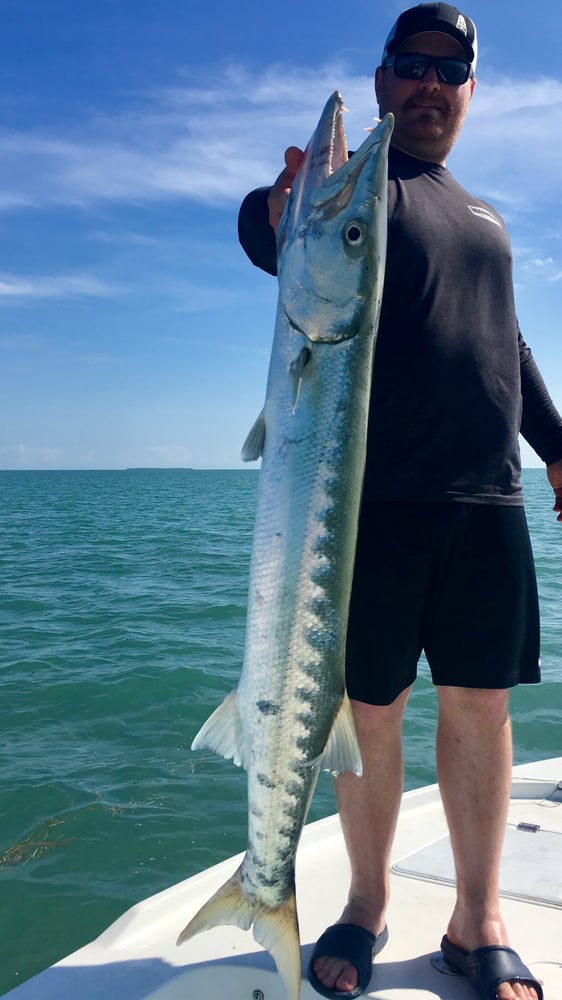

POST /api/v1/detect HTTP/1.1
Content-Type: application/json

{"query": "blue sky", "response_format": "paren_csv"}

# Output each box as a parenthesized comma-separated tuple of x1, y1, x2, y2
(1, 0, 561, 470)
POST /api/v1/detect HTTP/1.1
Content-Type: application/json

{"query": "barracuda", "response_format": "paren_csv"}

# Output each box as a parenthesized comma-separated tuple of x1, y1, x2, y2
(178, 93, 393, 1000)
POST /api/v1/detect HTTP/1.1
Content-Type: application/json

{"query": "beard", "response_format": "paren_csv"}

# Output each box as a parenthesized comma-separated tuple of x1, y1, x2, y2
(380, 90, 470, 165)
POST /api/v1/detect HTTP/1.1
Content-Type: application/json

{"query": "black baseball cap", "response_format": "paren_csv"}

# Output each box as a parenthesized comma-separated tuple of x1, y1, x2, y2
(381, 3, 477, 69)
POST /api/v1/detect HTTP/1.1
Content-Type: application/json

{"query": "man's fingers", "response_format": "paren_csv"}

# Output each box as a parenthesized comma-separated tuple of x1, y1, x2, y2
(284, 146, 305, 174)
(267, 147, 304, 232)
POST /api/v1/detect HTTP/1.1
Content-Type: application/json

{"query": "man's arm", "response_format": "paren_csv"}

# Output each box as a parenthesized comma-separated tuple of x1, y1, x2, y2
(519, 330, 562, 521)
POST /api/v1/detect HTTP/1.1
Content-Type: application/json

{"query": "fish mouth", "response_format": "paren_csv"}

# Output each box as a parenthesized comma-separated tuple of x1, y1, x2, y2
(277, 92, 348, 247)
(327, 93, 348, 175)
(305, 90, 349, 178)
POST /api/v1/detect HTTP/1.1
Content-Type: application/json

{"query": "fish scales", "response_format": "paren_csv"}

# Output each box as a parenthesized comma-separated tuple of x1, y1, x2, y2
(178, 93, 393, 1000)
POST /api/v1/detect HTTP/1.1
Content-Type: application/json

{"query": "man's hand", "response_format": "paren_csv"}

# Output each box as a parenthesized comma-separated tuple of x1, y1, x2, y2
(267, 146, 304, 232)
(547, 458, 562, 522)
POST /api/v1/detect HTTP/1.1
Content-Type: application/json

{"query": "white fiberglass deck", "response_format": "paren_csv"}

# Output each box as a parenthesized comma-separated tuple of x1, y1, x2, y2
(3, 758, 561, 1000)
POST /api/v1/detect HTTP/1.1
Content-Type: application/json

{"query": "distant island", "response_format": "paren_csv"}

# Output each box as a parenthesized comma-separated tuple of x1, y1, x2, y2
(125, 467, 195, 471)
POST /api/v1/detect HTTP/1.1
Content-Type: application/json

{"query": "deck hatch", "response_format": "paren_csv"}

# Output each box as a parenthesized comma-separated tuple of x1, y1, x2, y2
(392, 824, 562, 908)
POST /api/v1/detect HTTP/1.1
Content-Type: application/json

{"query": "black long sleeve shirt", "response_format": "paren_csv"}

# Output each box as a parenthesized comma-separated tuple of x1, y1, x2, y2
(238, 146, 562, 504)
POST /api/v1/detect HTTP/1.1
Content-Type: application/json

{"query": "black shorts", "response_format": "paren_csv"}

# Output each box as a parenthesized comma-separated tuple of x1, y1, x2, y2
(345, 502, 541, 705)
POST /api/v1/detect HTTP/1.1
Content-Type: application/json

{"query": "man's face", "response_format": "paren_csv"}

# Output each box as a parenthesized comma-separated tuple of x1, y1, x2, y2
(375, 31, 476, 164)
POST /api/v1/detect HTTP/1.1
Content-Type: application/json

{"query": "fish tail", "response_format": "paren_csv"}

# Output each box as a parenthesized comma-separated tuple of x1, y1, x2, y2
(176, 865, 253, 942)
(177, 864, 301, 1000)
(253, 885, 301, 1000)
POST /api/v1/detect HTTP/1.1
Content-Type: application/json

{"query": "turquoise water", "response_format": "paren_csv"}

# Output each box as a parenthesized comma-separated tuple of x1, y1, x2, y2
(1, 468, 560, 995)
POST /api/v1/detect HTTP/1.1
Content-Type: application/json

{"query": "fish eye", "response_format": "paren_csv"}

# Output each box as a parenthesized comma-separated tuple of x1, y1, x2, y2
(344, 221, 366, 246)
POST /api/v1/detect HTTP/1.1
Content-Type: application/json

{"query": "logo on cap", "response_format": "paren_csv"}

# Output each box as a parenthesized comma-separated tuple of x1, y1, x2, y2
(456, 14, 468, 35)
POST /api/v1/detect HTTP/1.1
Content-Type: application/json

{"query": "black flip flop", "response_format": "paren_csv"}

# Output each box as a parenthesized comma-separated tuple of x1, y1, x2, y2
(440, 934, 543, 1000)
(307, 923, 389, 999)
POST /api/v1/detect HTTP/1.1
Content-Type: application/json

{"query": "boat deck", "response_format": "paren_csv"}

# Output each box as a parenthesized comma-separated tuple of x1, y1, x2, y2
(4, 757, 562, 999)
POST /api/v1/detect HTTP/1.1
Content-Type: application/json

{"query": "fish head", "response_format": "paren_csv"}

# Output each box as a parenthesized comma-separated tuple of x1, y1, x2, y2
(277, 99, 394, 345)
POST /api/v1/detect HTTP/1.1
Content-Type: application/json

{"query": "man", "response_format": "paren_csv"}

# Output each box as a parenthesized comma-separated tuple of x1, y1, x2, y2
(238, 5, 562, 999)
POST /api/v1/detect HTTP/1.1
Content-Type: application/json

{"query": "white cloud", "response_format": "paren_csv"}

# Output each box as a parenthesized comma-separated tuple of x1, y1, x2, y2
(516, 254, 562, 284)
(0, 272, 123, 300)
(452, 75, 562, 208)
(0, 60, 561, 216)
(469, 74, 562, 116)
(0, 193, 35, 211)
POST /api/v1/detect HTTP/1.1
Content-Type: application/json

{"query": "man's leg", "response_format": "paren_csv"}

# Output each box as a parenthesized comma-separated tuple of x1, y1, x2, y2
(437, 686, 539, 1000)
(311, 688, 410, 994)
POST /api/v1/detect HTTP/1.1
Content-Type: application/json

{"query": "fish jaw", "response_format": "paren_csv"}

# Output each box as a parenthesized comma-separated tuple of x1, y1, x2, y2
(279, 113, 394, 345)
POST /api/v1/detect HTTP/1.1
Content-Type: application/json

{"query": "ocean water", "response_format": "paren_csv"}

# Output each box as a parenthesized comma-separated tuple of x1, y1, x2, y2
(0, 468, 560, 995)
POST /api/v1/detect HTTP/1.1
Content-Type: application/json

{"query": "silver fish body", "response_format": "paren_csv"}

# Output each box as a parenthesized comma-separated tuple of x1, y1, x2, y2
(178, 94, 393, 1000)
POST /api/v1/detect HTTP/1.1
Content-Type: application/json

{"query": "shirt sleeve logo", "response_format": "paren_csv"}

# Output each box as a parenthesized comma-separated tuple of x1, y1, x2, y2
(467, 205, 502, 228)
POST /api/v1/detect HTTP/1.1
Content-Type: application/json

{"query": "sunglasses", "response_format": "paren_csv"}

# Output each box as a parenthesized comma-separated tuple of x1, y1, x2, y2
(383, 52, 473, 85)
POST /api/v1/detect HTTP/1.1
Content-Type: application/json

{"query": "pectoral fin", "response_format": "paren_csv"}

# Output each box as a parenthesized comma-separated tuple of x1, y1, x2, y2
(289, 346, 311, 412)
(242, 408, 266, 461)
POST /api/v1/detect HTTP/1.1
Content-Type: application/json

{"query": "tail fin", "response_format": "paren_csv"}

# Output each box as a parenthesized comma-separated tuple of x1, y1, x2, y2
(177, 863, 301, 1000)
(253, 890, 301, 1000)
(176, 866, 254, 941)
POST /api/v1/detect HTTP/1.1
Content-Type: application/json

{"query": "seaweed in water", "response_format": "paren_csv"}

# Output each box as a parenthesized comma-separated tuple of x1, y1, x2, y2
(0, 817, 77, 867)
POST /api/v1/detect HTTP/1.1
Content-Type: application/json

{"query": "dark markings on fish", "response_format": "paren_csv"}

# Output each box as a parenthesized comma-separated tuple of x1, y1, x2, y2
(295, 708, 314, 727)
(295, 685, 316, 703)
(256, 873, 277, 887)
(276, 823, 296, 840)
(279, 434, 311, 455)
(256, 700, 281, 716)
(310, 569, 331, 592)
(295, 734, 312, 753)
(306, 625, 338, 653)
(256, 869, 290, 889)
(298, 221, 324, 242)
(293, 707, 313, 727)
(284, 777, 305, 796)
(256, 772, 276, 790)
